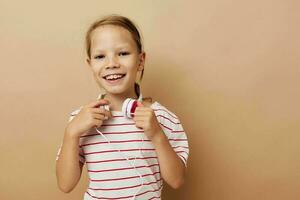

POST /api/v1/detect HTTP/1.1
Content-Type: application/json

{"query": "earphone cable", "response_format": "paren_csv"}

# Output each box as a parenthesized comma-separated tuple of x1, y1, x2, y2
(94, 127, 144, 200)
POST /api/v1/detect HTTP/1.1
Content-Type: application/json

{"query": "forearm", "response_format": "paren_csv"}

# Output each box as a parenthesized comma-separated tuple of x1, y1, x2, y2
(56, 129, 82, 193)
(151, 130, 186, 189)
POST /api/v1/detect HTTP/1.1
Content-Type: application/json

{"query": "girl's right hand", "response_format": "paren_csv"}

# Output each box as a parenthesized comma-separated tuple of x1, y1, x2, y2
(65, 99, 112, 138)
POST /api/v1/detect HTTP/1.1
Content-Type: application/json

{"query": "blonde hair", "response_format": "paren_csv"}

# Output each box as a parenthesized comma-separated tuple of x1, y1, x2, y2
(85, 14, 145, 98)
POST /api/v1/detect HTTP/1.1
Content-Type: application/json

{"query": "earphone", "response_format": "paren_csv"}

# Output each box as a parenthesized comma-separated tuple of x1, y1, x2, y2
(94, 92, 146, 199)
(96, 92, 143, 118)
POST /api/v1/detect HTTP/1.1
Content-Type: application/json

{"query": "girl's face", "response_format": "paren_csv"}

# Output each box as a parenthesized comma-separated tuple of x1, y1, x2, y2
(87, 25, 145, 98)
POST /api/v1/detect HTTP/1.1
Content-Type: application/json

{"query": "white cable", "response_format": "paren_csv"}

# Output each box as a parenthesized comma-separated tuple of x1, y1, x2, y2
(96, 93, 146, 199)
(94, 127, 144, 200)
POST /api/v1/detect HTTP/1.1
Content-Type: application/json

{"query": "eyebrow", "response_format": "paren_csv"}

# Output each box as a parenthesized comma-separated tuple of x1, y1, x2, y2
(93, 44, 131, 53)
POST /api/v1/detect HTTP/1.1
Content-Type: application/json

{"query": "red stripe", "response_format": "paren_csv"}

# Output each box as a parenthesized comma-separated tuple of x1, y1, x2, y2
(135, 184, 163, 198)
(86, 184, 162, 199)
(153, 108, 178, 119)
(148, 197, 161, 200)
(84, 148, 155, 155)
(86, 156, 158, 164)
(80, 130, 144, 138)
(80, 139, 151, 147)
(172, 130, 185, 133)
(169, 138, 188, 141)
(159, 123, 172, 131)
(80, 133, 99, 138)
(173, 146, 189, 149)
(101, 130, 144, 135)
(176, 151, 189, 156)
(90, 171, 160, 182)
(79, 154, 85, 158)
(159, 123, 184, 133)
(89, 178, 162, 191)
(112, 115, 124, 118)
(88, 163, 159, 173)
(178, 154, 187, 164)
(102, 123, 135, 126)
(156, 114, 180, 125)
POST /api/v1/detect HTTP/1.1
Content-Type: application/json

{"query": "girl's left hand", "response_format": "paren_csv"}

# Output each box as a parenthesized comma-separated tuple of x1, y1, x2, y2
(133, 102, 162, 141)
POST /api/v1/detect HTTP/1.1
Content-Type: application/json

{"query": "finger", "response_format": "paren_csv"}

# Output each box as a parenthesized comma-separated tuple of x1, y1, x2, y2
(92, 118, 102, 128)
(134, 109, 152, 117)
(92, 109, 112, 120)
(133, 116, 147, 122)
(91, 107, 108, 114)
(135, 106, 151, 112)
(87, 99, 110, 108)
(102, 110, 112, 119)
(107, 110, 113, 119)
(134, 122, 144, 129)
(92, 113, 106, 120)
(134, 108, 145, 115)
(132, 112, 145, 118)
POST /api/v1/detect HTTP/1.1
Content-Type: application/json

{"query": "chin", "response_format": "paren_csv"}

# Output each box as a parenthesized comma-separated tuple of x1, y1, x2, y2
(99, 79, 133, 95)
(103, 86, 128, 95)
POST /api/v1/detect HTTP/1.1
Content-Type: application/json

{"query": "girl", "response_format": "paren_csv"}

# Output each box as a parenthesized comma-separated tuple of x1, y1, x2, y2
(56, 14, 189, 200)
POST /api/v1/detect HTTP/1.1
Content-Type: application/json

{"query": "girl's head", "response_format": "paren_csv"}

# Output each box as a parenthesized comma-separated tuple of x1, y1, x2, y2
(85, 14, 145, 99)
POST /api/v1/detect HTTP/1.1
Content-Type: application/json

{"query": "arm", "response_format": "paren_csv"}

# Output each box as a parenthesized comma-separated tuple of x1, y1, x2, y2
(133, 102, 187, 189)
(55, 129, 83, 193)
(151, 130, 186, 189)
(55, 99, 112, 193)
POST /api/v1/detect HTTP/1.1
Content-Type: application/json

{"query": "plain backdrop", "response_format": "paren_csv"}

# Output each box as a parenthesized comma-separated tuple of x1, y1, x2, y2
(1, 0, 300, 199)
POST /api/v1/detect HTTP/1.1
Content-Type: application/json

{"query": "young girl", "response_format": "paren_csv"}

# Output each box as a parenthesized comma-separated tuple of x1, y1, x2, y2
(56, 14, 189, 200)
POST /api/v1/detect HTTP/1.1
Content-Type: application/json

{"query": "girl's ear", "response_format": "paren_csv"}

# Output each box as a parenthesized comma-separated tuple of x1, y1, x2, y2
(138, 52, 146, 71)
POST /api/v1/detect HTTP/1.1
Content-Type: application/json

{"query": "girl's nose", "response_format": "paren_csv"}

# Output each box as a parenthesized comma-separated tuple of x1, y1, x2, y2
(106, 56, 120, 69)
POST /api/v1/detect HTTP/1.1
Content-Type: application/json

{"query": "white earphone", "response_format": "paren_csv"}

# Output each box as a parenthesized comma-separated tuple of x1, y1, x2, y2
(97, 92, 143, 118)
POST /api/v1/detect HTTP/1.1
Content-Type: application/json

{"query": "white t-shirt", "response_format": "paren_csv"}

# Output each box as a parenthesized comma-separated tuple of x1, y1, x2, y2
(56, 101, 189, 200)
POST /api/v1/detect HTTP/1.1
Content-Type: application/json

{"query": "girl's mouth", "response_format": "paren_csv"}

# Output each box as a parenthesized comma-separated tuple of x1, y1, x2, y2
(102, 73, 126, 84)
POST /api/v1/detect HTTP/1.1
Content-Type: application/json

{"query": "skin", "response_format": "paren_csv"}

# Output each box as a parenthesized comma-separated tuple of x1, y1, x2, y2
(56, 25, 186, 193)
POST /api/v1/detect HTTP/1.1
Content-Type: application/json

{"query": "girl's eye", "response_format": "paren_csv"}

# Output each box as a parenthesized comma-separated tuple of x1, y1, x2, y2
(119, 52, 130, 56)
(94, 55, 105, 59)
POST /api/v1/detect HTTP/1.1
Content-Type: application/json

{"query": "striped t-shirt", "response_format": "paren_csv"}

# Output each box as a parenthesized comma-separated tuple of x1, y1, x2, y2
(57, 101, 189, 200)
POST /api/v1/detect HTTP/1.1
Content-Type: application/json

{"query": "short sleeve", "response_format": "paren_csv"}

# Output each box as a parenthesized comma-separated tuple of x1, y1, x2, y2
(153, 103, 189, 167)
(56, 107, 86, 164)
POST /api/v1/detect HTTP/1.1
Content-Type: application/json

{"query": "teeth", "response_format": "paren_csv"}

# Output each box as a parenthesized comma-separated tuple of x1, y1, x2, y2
(105, 74, 124, 80)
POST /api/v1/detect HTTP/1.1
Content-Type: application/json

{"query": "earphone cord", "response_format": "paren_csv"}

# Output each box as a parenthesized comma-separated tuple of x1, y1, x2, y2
(94, 127, 144, 200)
(96, 92, 145, 199)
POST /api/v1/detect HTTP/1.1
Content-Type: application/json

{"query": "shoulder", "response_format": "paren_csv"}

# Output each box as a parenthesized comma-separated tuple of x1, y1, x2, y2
(150, 101, 180, 122)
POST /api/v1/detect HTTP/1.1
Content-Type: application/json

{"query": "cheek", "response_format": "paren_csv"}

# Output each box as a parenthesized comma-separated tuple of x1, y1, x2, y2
(125, 59, 140, 72)
(122, 54, 139, 65)
(91, 62, 105, 74)
(120, 57, 136, 66)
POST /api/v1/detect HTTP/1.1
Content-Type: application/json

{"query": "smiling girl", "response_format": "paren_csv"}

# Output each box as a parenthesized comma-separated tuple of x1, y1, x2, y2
(56, 14, 189, 200)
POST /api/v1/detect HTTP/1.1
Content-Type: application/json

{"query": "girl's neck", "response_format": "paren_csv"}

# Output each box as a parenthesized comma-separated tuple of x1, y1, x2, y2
(104, 91, 138, 112)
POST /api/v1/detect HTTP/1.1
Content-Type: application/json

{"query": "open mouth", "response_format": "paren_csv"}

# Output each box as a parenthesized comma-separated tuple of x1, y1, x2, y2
(102, 73, 126, 83)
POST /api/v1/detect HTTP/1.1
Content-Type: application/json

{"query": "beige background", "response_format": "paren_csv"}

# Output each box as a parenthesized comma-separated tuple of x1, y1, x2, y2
(1, 0, 300, 199)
